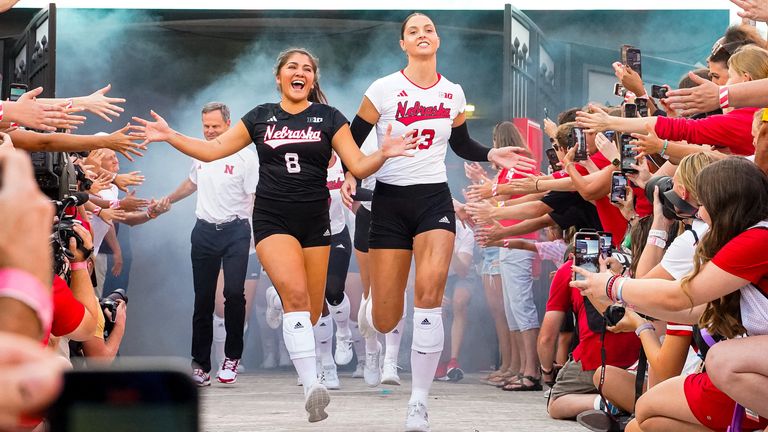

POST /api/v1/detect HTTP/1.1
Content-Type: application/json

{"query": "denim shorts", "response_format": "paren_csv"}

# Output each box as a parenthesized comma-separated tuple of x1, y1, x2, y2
(481, 247, 501, 275)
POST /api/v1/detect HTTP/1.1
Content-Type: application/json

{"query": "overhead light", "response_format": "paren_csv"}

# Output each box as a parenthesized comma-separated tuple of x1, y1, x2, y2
(465, 103, 476, 118)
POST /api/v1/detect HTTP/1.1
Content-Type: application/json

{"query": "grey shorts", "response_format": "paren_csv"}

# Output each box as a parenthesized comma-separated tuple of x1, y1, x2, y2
(549, 358, 597, 401)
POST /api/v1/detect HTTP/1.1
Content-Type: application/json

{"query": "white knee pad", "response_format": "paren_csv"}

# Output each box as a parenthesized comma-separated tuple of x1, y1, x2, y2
(411, 307, 444, 354)
(213, 314, 226, 343)
(282, 311, 315, 360)
(328, 294, 350, 324)
(313, 314, 334, 344)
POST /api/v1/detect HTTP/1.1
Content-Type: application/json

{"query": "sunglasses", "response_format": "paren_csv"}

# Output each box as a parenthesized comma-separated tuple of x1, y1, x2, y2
(710, 37, 747, 58)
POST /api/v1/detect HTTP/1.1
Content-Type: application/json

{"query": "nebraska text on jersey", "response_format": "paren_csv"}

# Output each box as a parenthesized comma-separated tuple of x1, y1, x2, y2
(264, 125, 323, 148)
(395, 101, 451, 126)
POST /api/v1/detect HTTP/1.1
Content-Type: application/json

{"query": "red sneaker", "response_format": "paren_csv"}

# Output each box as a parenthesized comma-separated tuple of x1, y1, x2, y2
(434, 361, 449, 381)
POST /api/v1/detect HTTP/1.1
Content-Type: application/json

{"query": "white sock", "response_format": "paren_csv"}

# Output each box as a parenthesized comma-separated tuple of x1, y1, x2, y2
(328, 294, 351, 338)
(313, 314, 334, 367)
(282, 311, 317, 390)
(364, 296, 380, 353)
(213, 314, 226, 368)
(384, 316, 405, 365)
(350, 321, 365, 360)
(409, 307, 444, 407)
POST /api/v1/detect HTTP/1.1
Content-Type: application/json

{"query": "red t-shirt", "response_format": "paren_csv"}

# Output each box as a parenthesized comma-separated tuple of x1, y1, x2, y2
(546, 260, 641, 370)
(551, 164, 590, 179)
(654, 107, 758, 156)
(711, 226, 768, 295)
(588, 154, 633, 247)
(50, 275, 85, 339)
(497, 167, 538, 240)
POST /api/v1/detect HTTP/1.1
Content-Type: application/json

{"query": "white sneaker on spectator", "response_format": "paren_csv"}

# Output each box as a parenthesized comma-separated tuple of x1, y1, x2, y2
(318, 363, 340, 390)
(364, 342, 381, 387)
(405, 401, 430, 432)
(265, 286, 283, 329)
(192, 368, 211, 387)
(334, 332, 354, 366)
(381, 360, 400, 385)
(216, 358, 239, 384)
(304, 383, 330, 423)
(352, 359, 365, 378)
(262, 351, 277, 369)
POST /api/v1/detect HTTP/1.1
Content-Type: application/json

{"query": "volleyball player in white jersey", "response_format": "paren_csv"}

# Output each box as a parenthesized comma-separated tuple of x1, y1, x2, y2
(343, 13, 535, 431)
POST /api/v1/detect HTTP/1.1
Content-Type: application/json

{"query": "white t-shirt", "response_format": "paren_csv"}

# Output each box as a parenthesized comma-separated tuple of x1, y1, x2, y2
(365, 70, 466, 186)
(449, 222, 474, 277)
(92, 184, 119, 256)
(327, 153, 347, 235)
(660, 218, 709, 280)
(189, 147, 259, 224)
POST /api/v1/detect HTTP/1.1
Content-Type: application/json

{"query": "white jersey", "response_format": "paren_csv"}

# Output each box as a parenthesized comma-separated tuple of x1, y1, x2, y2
(365, 70, 466, 186)
(189, 147, 259, 224)
(327, 153, 347, 235)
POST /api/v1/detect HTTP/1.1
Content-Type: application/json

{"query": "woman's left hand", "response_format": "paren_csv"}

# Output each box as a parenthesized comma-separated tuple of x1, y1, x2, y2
(465, 200, 497, 226)
(488, 147, 537, 172)
(570, 266, 613, 304)
(575, 105, 612, 133)
(380, 124, 419, 158)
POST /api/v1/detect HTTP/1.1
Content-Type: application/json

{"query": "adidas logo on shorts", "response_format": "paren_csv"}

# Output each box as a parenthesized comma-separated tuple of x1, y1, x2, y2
(294, 322, 304, 329)
(438, 216, 450, 224)
(323, 230, 331, 236)
(421, 318, 431, 325)
(336, 244, 345, 249)
(393, 329, 399, 334)
(320, 322, 327, 326)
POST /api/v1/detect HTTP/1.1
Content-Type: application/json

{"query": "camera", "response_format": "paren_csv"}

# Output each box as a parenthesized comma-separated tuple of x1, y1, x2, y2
(74, 163, 93, 192)
(651, 85, 668, 100)
(603, 305, 626, 327)
(645, 176, 699, 220)
(50, 192, 91, 276)
(31, 151, 78, 201)
(100, 288, 128, 337)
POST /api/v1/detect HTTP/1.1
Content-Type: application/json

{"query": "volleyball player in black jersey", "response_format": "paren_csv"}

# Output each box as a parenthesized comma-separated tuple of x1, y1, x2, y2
(131, 48, 417, 424)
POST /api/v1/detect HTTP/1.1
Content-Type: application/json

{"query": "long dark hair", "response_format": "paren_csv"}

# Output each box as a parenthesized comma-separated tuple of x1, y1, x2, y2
(682, 158, 768, 338)
(274, 48, 328, 104)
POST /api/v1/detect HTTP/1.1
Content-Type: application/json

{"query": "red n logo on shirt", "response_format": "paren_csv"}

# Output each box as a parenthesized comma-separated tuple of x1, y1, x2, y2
(224, 165, 234, 175)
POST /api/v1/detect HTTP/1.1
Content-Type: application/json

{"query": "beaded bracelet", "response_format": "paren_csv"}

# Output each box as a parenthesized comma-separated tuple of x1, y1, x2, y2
(605, 275, 619, 302)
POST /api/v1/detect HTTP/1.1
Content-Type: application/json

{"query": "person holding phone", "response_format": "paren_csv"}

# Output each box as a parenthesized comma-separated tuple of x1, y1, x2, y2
(131, 47, 418, 423)
(340, 13, 536, 430)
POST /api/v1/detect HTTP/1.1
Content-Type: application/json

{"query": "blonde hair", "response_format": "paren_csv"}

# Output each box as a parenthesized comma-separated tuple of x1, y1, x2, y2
(728, 45, 768, 81)
(673, 152, 719, 204)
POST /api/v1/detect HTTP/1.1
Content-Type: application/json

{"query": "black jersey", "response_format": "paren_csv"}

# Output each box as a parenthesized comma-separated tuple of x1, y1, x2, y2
(241, 103, 348, 202)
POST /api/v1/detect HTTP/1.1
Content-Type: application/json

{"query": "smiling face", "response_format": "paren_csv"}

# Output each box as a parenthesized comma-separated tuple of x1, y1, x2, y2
(275, 51, 316, 104)
(399, 14, 440, 58)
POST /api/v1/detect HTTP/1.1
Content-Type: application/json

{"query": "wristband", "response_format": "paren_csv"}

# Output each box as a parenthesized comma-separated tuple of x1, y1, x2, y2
(635, 322, 655, 337)
(719, 86, 730, 109)
(110, 199, 120, 209)
(491, 183, 498, 197)
(0, 268, 53, 338)
(146, 209, 156, 219)
(92, 206, 101, 216)
(615, 277, 628, 304)
(646, 236, 666, 249)
(70, 261, 88, 271)
(502, 239, 510, 248)
(648, 229, 668, 241)
(0, 100, 3, 122)
(110, 172, 118, 182)
(660, 140, 670, 159)
(605, 275, 619, 302)
(534, 178, 540, 192)
(497, 200, 505, 208)
(65, 98, 74, 110)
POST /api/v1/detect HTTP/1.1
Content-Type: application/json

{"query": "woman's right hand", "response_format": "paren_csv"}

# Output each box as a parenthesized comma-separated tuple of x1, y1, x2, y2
(651, 186, 675, 229)
(575, 104, 612, 133)
(340, 171, 357, 209)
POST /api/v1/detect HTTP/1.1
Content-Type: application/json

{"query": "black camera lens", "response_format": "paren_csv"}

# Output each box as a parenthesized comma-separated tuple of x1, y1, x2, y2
(645, 176, 677, 220)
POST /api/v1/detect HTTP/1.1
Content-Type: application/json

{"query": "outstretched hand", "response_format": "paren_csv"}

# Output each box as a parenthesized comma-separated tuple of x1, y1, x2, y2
(380, 124, 419, 158)
(665, 72, 720, 117)
(488, 147, 537, 172)
(130, 110, 175, 145)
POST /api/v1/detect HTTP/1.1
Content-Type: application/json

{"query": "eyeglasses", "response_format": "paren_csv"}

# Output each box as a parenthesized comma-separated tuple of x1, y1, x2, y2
(710, 37, 748, 59)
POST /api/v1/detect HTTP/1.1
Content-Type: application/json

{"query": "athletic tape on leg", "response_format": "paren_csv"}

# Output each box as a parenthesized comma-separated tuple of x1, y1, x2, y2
(283, 311, 316, 359)
(412, 307, 444, 354)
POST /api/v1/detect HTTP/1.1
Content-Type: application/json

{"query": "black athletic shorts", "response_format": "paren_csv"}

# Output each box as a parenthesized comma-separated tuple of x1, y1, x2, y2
(369, 181, 455, 250)
(354, 206, 371, 253)
(251, 196, 331, 248)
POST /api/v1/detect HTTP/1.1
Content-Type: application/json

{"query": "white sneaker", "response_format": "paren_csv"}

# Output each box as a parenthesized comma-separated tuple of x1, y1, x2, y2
(265, 286, 283, 329)
(357, 295, 375, 338)
(352, 359, 365, 378)
(334, 332, 354, 366)
(192, 368, 210, 387)
(405, 401, 430, 432)
(216, 358, 239, 384)
(381, 360, 400, 385)
(318, 363, 340, 390)
(304, 383, 330, 423)
(262, 351, 277, 369)
(364, 342, 382, 387)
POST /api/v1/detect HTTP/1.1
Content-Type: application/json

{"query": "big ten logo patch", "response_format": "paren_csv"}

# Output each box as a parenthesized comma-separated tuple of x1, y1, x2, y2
(439, 92, 453, 100)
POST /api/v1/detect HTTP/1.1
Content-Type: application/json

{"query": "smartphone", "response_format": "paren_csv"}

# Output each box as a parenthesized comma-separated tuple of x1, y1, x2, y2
(636, 99, 649, 117)
(10, 83, 27, 101)
(610, 172, 628, 203)
(651, 84, 668, 100)
(573, 127, 588, 162)
(598, 231, 613, 257)
(48, 366, 199, 432)
(573, 231, 601, 281)
(621, 45, 642, 77)
(623, 103, 637, 118)
(544, 107, 549, 119)
(545, 148, 560, 172)
(620, 134, 639, 174)
(613, 82, 626, 97)
(603, 130, 616, 143)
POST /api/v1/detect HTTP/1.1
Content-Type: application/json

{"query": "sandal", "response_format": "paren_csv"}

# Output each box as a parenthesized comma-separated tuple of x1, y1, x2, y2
(502, 375, 543, 392)
(481, 371, 515, 386)
(495, 373, 523, 388)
